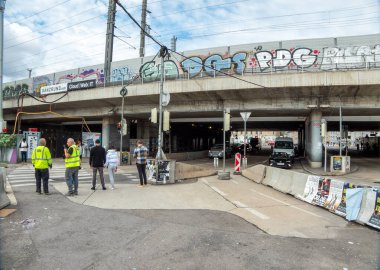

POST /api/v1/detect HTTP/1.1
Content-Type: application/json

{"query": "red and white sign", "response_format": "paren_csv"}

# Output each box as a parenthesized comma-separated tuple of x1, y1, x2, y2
(235, 152, 241, 173)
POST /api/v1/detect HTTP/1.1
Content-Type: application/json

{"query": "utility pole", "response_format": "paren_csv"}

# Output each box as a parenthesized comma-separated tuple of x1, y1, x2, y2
(170, 35, 177, 52)
(0, 0, 5, 125)
(104, 0, 116, 84)
(139, 0, 148, 58)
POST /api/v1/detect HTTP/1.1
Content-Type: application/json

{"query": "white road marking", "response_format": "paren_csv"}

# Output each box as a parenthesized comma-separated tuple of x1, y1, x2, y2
(201, 179, 209, 184)
(9, 179, 54, 183)
(231, 180, 239, 185)
(246, 208, 270, 220)
(233, 200, 248, 208)
(11, 183, 36, 187)
(210, 186, 227, 196)
(250, 189, 323, 218)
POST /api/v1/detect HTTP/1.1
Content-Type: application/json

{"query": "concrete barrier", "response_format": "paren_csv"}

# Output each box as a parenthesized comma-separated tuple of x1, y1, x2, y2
(0, 167, 10, 209)
(241, 164, 266, 184)
(175, 162, 217, 180)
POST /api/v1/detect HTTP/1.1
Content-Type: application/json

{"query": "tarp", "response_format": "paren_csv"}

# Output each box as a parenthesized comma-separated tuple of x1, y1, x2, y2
(346, 188, 364, 221)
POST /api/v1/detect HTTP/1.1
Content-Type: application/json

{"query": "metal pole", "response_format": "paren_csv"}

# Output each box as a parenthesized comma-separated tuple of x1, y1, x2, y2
(243, 121, 247, 168)
(0, 0, 5, 124)
(156, 55, 164, 159)
(119, 78, 124, 165)
(223, 108, 226, 172)
(339, 103, 342, 156)
(120, 95, 124, 165)
(139, 0, 147, 57)
(104, 0, 116, 84)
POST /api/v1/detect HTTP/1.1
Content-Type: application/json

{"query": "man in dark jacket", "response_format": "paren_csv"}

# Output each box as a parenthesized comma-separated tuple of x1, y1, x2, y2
(89, 139, 107, 190)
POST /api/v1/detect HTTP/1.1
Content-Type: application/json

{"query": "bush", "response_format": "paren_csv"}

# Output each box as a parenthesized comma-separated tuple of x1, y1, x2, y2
(0, 134, 17, 148)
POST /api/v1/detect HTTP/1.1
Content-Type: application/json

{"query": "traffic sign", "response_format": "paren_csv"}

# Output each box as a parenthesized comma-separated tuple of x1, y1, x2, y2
(120, 86, 128, 97)
(240, 112, 251, 122)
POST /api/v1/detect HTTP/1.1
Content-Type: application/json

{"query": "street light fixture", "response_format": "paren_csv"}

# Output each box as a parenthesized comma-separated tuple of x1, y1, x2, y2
(0, 0, 6, 128)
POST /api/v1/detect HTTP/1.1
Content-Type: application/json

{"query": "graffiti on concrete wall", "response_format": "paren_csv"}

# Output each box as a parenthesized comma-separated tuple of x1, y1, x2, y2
(139, 60, 179, 82)
(181, 52, 247, 78)
(321, 45, 380, 70)
(3, 83, 29, 98)
(33, 75, 52, 95)
(56, 68, 105, 84)
(252, 48, 320, 71)
(111, 66, 136, 82)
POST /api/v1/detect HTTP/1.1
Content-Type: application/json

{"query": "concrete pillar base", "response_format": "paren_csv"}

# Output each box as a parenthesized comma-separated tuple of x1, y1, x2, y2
(218, 171, 230, 180)
(308, 160, 322, 168)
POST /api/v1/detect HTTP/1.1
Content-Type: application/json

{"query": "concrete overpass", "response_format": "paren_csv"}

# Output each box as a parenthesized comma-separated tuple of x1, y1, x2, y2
(2, 34, 380, 166)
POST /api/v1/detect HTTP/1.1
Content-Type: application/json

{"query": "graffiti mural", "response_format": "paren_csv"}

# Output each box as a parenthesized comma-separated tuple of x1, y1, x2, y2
(3, 83, 29, 98)
(321, 45, 380, 70)
(253, 48, 319, 71)
(181, 52, 247, 78)
(56, 68, 105, 84)
(33, 75, 52, 95)
(139, 60, 179, 82)
(111, 66, 136, 82)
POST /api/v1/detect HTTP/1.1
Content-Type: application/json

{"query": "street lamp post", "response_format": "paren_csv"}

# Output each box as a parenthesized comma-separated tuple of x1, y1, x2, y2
(240, 112, 251, 169)
(0, 0, 6, 127)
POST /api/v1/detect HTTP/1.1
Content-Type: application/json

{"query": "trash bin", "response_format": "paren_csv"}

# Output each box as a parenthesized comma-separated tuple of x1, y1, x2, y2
(146, 159, 176, 184)
(330, 156, 350, 173)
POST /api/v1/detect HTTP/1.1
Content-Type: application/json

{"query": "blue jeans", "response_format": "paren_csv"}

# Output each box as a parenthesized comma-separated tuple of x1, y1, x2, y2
(65, 167, 79, 193)
(21, 151, 27, 162)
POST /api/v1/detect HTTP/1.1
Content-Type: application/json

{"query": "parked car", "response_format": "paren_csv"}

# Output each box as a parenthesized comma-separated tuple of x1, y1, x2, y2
(208, 144, 232, 158)
(273, 137, 295, 161)
(231, 143, 251, 155)
(269, 152, 292, 169)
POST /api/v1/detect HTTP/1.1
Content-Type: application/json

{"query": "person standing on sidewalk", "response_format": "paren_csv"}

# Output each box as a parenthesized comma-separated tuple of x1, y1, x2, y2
(31, 138, 52, 195)
(19, 138, 28, 164)
(133, 140, 148, 187)
(76, 139, 83, 160)
(64, 138, 81, 196)
(90, 139, 107, 190)
(105, 145, 119, 190)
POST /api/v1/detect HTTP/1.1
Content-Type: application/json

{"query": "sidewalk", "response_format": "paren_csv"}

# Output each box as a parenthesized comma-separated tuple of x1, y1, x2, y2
(49, 164, 364, 240)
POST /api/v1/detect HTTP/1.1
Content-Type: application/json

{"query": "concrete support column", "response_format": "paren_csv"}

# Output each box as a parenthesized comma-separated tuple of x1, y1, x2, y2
(306, 110, 322, 168)
(137, 120, 151, 139)
(102, 117, 110, 149)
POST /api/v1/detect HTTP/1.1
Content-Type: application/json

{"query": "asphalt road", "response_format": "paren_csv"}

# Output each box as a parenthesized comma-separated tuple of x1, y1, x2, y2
(1, 183, 379, 270)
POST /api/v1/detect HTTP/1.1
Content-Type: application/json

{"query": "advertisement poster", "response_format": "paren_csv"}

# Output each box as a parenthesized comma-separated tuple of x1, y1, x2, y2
(156, 160, 170, 183)
(324, 179, 345, 211)
(146, 159, 156, 181)
(301, 175, 320, 203)
(368, 190, 380, 229)
(311, 177, 331, 206)
(82, 132, 101, 158)
(27, 133, 39, 159)
(335, 182, 355, 216)
(332, 156, 342, 170)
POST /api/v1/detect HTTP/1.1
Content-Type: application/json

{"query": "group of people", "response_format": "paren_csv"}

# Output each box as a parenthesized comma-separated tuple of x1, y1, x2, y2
(30, 137, 149, 196)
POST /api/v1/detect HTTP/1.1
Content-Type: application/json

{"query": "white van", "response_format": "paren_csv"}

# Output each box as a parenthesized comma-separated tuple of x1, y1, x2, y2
(273, 137, 295, 159)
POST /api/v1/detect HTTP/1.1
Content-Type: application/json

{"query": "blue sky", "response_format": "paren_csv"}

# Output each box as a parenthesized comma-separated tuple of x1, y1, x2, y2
(3, 0, 380, 82)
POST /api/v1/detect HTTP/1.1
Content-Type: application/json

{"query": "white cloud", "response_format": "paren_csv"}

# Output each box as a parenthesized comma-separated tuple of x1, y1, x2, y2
(3, 0, 380, 82)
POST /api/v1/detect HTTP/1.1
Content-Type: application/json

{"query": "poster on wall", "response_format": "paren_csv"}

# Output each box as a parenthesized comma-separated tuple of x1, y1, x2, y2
(311, 177, 331, 206)
(82, 132, 101, 158)
(367, 190, 380, 229)
(323, 179, 345, 211)
(146, 159, 156, 181)
(27, 132, 39, 159)
(301, 175, 320, 203)
(332, 156, 342, 170)
(335, 182, 355, 216)
(156, 160, 170, 183)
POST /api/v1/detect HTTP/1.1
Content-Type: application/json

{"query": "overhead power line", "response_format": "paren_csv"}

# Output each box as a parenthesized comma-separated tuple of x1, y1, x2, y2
(115, 0, 266, 89)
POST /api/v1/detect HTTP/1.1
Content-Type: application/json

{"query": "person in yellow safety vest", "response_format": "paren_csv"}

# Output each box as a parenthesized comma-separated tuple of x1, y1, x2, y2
(64, 137, 81, 196)
(31, 138, 52, 195)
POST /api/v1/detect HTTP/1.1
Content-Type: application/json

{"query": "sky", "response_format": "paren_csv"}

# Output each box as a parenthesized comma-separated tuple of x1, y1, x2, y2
(3, 0, 380, 82)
